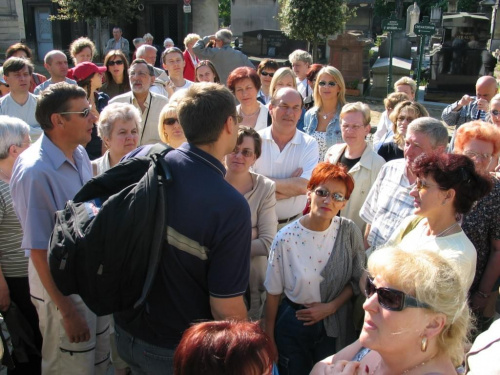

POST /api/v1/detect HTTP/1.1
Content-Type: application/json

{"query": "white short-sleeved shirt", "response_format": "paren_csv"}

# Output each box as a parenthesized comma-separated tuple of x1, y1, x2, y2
(388, 216, 477, 289)
(264, 217, 340, 304)
(0, 93, 42, 141)
(253, 128, 319, 220)
(174, 79, 193, 92)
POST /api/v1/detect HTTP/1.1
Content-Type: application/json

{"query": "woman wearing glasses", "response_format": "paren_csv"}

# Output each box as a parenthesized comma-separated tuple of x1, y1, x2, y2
(487, 93, 500, 128)
(264, 162, 365, 375)
(303, 66, 347, 161)
(158, 95, 187, 149)
(386, 152, 491, 290)
(195, 60, 220, 83)
(228, 67, 269, 131)
(377, 100, 428, 162)
(225, 126, 277, 320)
(453, 121, 500, 334)
(101, 50, 131, 99)
(311, 247, 471, 375)
(256, 59, 279, 105)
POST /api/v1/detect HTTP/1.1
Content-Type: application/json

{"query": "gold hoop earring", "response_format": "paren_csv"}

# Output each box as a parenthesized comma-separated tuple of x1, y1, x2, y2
(421, 336, 428, 352)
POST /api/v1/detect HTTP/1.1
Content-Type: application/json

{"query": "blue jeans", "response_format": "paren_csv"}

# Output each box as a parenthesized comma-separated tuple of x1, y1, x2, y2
(275, 300, 336, 375)
(115, 324, 175, 375)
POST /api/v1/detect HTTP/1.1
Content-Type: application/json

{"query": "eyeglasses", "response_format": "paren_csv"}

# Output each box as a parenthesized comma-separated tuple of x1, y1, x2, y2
(260, 71, 275, 77)
(163, 118, 179, 126)
(397, 116, 415, 123)
(231, 147, 254, 158)
(464, 150, 493, 162)
(341, 124, 365, 131)
(413, 178, 443, 191)
(58, 106, 92, 118)
(314, 188, 346, 202)
(232, 115, 243, 124)
(108, 60, 124, 66)
(490, 109, 500, 117)
(365, 277, 432, 311)
(318, 81, 337, 87)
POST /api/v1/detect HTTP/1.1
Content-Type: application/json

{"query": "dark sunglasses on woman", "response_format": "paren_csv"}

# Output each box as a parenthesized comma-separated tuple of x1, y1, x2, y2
(364, 277, 432, 311)
(108, 60, 124, 66)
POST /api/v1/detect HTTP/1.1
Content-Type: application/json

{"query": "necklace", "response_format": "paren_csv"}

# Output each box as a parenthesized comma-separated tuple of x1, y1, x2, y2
(434, 222, 459, 237)
(0, 167, 10, 180)
(371, 353, 437, 374)
(320, 110, 335, 120)
(239, 107, 260, 117)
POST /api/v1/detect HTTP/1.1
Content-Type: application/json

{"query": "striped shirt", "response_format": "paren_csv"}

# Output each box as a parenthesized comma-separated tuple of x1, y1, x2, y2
(0, 180, 28, 277)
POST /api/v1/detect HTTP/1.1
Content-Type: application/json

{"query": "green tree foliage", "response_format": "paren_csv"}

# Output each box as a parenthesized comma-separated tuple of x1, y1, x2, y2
(50, 0, 139, 22)
(277, 0, 354, 62)
(219, 0, 231, 27)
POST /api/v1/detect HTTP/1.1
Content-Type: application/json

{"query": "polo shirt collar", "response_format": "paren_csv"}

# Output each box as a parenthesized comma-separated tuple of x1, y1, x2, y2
(262, 126, 302, 145)
(41, 133, 82, 171)
(179, 143, 226, 176)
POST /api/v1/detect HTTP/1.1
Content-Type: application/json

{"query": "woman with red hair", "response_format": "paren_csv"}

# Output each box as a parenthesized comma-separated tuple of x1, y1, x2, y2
(454, 120, 500, 334)
(174, 320, 277, 375)
(227, 67, 269, 131)
(264, 162, 365, 375)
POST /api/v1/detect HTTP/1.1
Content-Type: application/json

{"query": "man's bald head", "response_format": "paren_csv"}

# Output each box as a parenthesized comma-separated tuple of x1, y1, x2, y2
(44, 50, 67, 65)
(476, 76, 498, 102)
(271, 87, 303, 107)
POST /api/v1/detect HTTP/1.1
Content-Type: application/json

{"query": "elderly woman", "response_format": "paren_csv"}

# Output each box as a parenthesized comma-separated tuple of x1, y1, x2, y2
(195, 60, 220, 83)
(174, 320, 277, 375)
(453, 121, 500, 333)
(324, 102, 385, 233)
(386, 152, 491, 290)
(0, 116, 42, 373)
(227, 67, 269, 131)
(304, 66, 347, 161)
(92, 102, 141, 175)
(225, 126, 277, 320)
(256, 59, 279, 105)
(264, 162, 365, 375)
(372, 92, 410, 151)
(377, 101, 429, 162)
(311, 247, 471, 375)
(101, 50, 131, 99)
(69, 37, 96, 66)
(183, 33, 201, 82)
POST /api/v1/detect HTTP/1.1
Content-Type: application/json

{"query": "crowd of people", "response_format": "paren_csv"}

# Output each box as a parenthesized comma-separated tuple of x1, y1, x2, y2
(0, 25, 499, 375)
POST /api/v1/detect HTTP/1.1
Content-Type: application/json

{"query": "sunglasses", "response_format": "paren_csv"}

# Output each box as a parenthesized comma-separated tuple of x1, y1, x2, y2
(491, 109, 500, 116)
(108, 60, 124, 66)
(231, 147, 254, 158)
(413, 178, 443, 191)
(365, 277, 432, 311)
(260, 71, 275, 77)
(58, 106, 92, 118)
(318, 81, 337, 87)
(397, 116, 415, 123)
(314, 188, 346, 202)
(164, 118, 179, 126)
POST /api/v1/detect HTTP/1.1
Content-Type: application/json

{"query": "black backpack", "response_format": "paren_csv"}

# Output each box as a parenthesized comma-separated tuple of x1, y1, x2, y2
(49, 145, 173, 316)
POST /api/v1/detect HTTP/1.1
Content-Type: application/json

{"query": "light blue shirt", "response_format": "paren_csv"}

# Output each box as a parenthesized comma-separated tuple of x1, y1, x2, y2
(303, 105, 343, 148)
(33, 77, 77, 96)
(10, 133, 92, 251)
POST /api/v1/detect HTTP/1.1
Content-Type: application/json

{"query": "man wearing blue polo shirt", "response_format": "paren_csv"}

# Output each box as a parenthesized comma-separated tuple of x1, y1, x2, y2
(114, 82, 251, 374)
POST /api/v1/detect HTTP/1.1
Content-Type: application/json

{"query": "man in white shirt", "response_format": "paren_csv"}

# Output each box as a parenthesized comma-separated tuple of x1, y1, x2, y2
(289, 49, 312, 99)
(161, 47, 193, 93)
(135, 45, 170, 97)
(34, 50, 76, 95)
(253, 87, 319, 229)
(110, 59, 168, 145)
(0, 57, 42, 141)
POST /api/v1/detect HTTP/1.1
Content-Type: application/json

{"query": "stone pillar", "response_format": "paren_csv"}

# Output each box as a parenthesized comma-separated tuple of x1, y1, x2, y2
(192, 0, 219, 37)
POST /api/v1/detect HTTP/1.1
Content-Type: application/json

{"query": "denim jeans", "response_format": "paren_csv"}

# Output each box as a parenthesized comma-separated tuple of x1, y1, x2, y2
(275, 300, 336, 375)
(115, 324, 175, 375)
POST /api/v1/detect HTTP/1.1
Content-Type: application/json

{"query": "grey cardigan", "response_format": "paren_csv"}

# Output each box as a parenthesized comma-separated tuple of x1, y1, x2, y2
(319, 217, 365, 350)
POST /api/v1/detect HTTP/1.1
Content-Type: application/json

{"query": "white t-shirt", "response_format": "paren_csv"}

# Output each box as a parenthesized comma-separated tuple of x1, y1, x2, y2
(174, 79, 193, 92)
(253, 127, 319, 220)
(0, 93, 42, 141)
(297, 77, 311, 99)
(388, 216, 477, 290)
(265, 217, 341, 304)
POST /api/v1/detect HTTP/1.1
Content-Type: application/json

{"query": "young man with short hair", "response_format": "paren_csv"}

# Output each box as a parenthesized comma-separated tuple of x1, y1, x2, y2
(289, 49, 313, 99)
(162, 47, 193, 92)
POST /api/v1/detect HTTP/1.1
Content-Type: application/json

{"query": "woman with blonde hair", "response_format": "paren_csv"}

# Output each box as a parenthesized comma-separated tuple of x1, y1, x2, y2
(183, 33, 201, 81)
(158, 91, 187, 148)
(304, 66, 347, 160)
(311, 247, 471, 375)
(377, 101, 428, 162)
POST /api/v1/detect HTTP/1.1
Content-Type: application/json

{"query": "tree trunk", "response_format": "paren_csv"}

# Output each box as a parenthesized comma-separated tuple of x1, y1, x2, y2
(312, 40, 319, 63)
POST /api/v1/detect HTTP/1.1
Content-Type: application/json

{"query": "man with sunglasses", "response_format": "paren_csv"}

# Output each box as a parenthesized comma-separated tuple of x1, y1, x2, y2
(360, 117, 448, 250)
(253, 87, 319, 230)
(10, 83, 111, 374)
(442, 75, 498, 151)
(114, 83, 251, 374)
